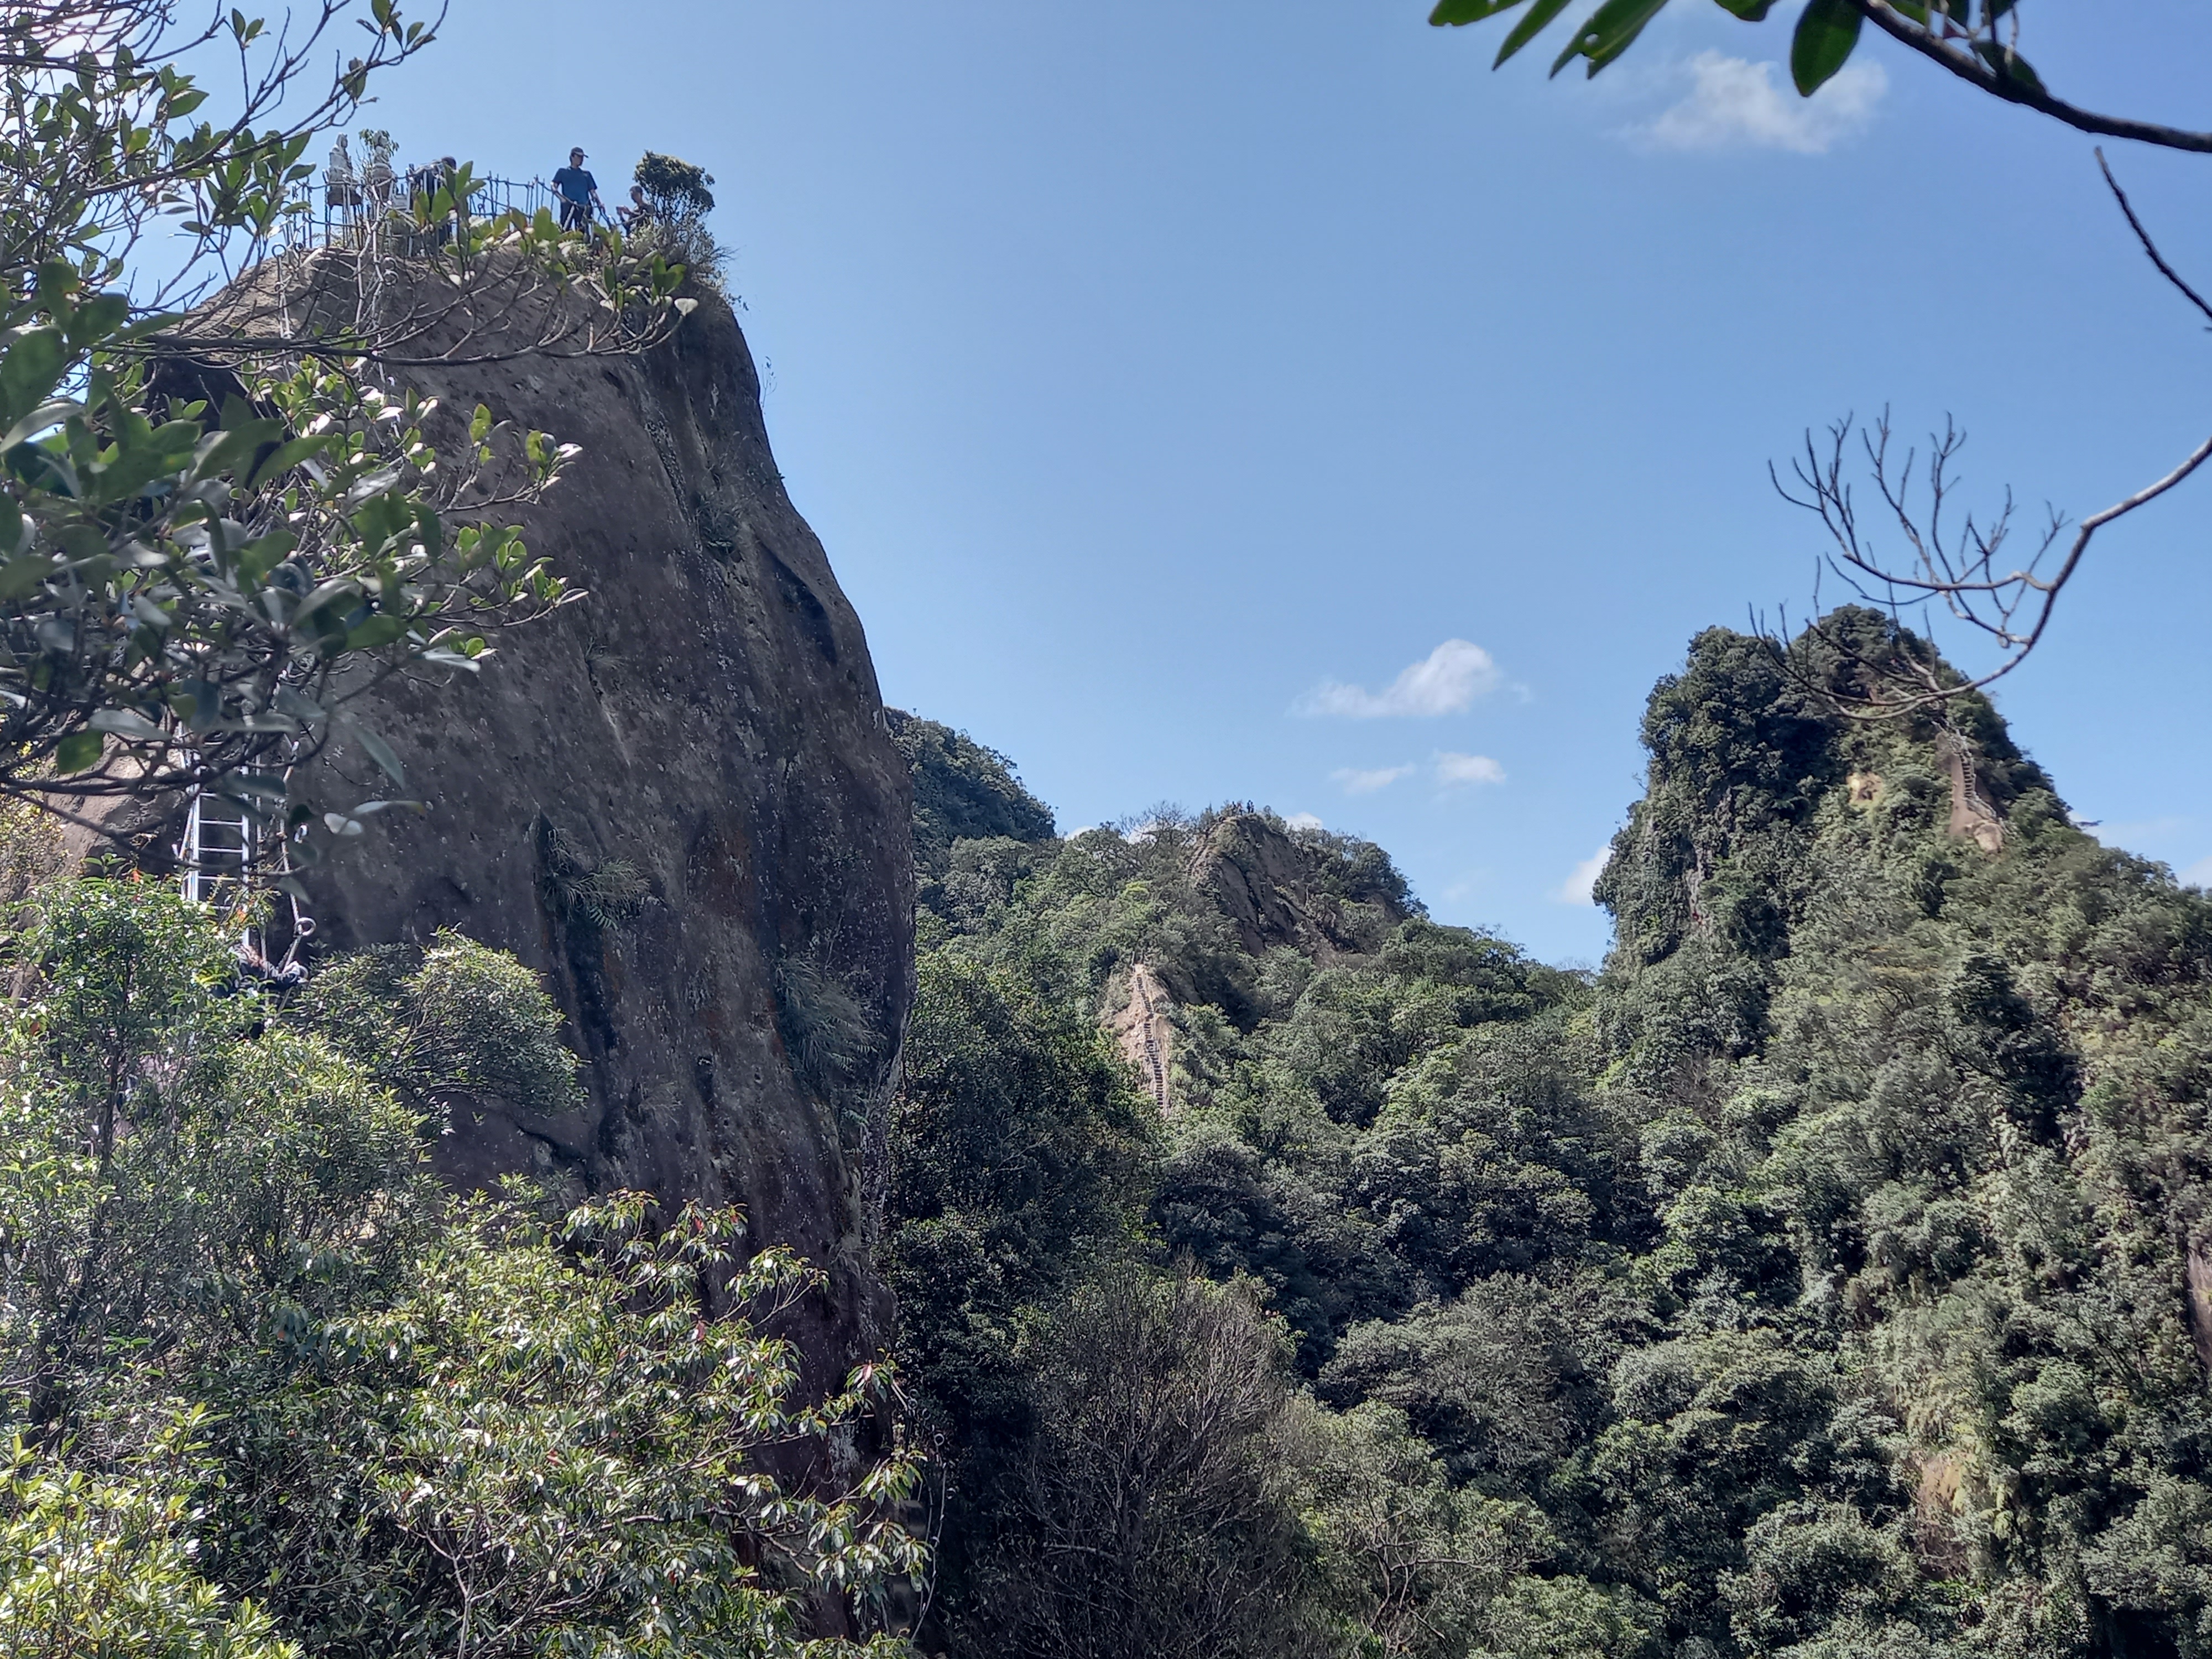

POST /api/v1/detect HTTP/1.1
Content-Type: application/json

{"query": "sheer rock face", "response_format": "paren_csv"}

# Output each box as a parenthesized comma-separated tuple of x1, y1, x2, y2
(1189, 813, 1386, 959)
(298, 291, 912, 1374)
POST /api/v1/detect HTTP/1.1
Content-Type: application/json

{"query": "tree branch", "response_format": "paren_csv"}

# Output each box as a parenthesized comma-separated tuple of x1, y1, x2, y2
(2098, 147, 2212, 326)
(1847, 1, 2212, 155)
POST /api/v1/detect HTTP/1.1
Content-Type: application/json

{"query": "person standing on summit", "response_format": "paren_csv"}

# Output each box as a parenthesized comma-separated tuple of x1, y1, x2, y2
(552, 147, 601, 232)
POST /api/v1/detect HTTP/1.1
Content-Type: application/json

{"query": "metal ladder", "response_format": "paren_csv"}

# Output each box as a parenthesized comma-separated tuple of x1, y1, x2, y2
(179, 786, 253, 910)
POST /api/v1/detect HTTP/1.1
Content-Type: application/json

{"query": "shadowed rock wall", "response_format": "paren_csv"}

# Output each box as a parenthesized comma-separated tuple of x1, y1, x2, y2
(296, 289, 912, 1375)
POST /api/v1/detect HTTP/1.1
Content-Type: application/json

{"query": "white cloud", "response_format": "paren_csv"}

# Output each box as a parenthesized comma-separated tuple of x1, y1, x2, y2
(1285, 811, 1324, 832)
(2182, 854, 2212, 888)
(1555, 845, 1612, 906)
(1295, 640, 1503, 719)
(1433, 752, 1506, 789)
(1332, 764, 1415, 796)
(1640, 51, 1886, 155)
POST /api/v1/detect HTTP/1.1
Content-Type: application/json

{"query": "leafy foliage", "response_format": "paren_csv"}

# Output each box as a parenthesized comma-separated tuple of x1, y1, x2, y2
(300, 927, 586, 1119)
(0, 0, 692, 853)
(890, 612, 2212, 1656)
(0, 878, 922, 1655)
(1435, 0, 2034, 102)
(629, 152, 726, 289)
(635, 152, 718, 218)
(950, 1269, 1320, 1659)
(885, 709, 1056, 885)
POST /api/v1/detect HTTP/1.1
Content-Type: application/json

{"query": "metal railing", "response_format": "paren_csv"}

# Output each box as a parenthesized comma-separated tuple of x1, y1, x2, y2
(263, 171, 607, 258)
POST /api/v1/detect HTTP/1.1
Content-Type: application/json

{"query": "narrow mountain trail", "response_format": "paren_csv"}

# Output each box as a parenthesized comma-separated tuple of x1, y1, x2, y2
(1940, 731, 2005, 853)
(1113, 963, 1175, 1115)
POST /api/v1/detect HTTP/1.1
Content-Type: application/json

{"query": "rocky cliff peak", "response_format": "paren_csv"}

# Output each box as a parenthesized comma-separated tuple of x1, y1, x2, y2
(1593, 608, 2068, 1088)
(1187, 810, 1417, 961)
(289, 288, 914, 1376)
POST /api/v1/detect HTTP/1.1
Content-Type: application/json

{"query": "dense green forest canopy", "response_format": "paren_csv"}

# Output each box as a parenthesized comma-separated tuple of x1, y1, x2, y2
(888, 708, 1058, 885)
(10, 627, 2212, 1657)
(0, 857, 920, 1656)
(886, 613, 2212, 1659)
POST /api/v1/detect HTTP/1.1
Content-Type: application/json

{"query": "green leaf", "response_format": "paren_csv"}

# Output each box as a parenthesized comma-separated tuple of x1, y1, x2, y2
(89, 707, 165, 741)
(347, 719, 407, 787)
(0, 554, 55, 599)
(345, 614, 412, 650)
(272, 685, 326, 724)
(194, 413, 286, 479)
(1790, 0, 1863, 93)
(53, 730, 101, 773)
(1550, 0, 1668, 74)
(237, 530, 296, 586)
(2, 398, 82, 452)
(1972, 39, 2044, 94)
(244, 434, 328, 488)
(1432, 0, 1523, 20)
(411, 501, 445, 561)
(0, 329, 67, 422)
(289, 577, 363, 630)
(1494, 0, 1575, 64)
(1710, 0, 1776, 16)
(62, 293, 129, 349)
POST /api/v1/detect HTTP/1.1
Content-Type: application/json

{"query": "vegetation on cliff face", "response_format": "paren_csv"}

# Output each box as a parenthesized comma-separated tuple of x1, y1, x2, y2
(887, 709, 1058, 887)
(888, 612, 2212, 1659)
(0, 870, 921, 1656)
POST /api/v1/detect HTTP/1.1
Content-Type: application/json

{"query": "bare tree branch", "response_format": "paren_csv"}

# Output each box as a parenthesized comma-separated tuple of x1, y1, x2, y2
(2096, 147, 2212, 327)
(1766, 149, 2212, 718)
(1846, 1, 2212, 156)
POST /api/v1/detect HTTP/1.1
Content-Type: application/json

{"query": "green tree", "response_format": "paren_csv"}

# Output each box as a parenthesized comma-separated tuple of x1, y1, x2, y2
(886, 709, 1057, 889)
(298, 929, 586, 1121)
(629, 151, 727, 288)
(0, 879, 925, 1655)
(888, 637, 2212, 1657)
(884, 951, 1149, 1477)
(314, 1196, 923, 1659)
(0, 0, 691, 853)
(1284, 1396, 1552, 1659)
(952, 1269, 1326, 1659)
(0, 1415, 299, 1659)
(1430, 0, 2212, 141)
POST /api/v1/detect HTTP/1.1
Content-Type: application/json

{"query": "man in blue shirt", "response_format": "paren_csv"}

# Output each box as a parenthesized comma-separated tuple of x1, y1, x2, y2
(551, 147, 601, 232)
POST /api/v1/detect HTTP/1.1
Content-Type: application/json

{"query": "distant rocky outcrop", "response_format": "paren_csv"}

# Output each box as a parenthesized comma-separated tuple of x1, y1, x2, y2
(1593, 608, 2057, 1089)
(1109, 961, 1175, 1113)
(1187, 811, 1408, 961)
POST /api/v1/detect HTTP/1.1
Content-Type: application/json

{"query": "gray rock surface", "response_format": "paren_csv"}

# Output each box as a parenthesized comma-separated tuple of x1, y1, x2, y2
(1190, 812, 1388, 958)
(295, 289, 913, 1375)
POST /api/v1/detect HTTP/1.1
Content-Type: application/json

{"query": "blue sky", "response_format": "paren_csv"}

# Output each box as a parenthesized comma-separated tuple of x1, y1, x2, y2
(361, 1, 2212, 963)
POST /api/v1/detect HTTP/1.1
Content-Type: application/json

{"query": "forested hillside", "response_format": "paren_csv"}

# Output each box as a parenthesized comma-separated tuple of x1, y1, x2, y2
(7, 609, 2208, 1657)
(0, 845, 921, 1655)
(886, 609, 2212, 1659)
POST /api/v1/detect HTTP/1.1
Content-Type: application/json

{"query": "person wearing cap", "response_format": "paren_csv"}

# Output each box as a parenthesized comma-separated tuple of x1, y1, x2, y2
(552, 147, 602, 232)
